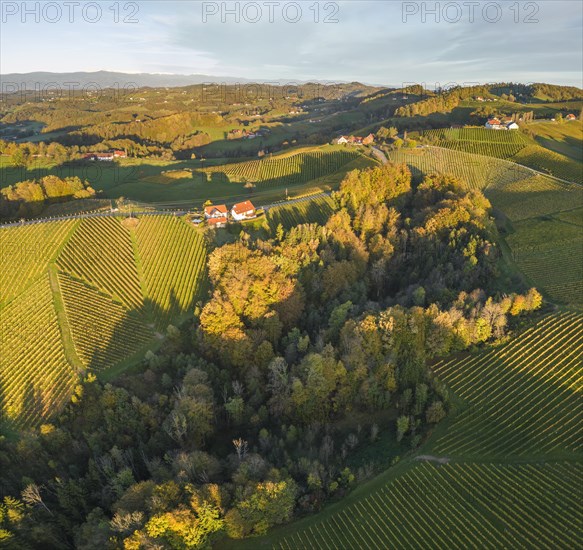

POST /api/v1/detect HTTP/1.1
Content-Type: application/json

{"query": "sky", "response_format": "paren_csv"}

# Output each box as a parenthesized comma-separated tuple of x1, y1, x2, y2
(1, 1, 582, 87)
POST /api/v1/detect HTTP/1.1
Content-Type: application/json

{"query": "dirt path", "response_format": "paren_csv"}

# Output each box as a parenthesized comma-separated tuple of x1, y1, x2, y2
(415, 455, 451, 464)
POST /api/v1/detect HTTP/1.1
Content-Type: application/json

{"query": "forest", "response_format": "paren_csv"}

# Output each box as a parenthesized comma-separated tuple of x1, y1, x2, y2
(0, 163, 542, 548)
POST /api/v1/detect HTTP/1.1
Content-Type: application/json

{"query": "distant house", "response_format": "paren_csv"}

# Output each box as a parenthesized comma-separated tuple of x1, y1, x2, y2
(84, 152, 114, 161)
(336, 136, 351, 144)
(485, 118, 503, 130)
(506, 122, 519, 130)
(83, 150, 126, 161)
(362, 133, 375, 145)
(231, 200, 256, 221)
(204, 204, 228, 227)
(566, 114, 577, 121)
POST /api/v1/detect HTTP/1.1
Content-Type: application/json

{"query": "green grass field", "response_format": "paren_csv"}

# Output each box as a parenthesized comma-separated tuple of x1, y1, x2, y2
(227, 311, 583, 549)
(1, 147, 374, 209)
(0, 214, 207, 430)
(526, 120, 583, 161)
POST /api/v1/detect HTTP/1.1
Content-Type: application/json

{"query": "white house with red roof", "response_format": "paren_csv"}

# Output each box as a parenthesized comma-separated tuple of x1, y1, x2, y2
(204, 204, 228, 227)
(231, 200, 256, 221)
(485, 118, 503, 129)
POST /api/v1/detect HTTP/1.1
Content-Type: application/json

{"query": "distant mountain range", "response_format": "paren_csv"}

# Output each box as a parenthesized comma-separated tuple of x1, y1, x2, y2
(0, 71, 383, 91)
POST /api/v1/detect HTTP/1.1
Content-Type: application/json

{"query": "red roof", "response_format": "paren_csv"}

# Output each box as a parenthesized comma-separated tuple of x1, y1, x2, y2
(204, 204, 228, 217)
(207, 216, 227, 226)
(487, 118, 501, 125)
(231, 200, 255, 215)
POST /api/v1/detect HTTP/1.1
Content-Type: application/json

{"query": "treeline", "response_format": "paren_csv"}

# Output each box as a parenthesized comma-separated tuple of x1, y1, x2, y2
(395, 85, 491, 118)
(0, 175, 95, 219)
(0, 163, 543, 548)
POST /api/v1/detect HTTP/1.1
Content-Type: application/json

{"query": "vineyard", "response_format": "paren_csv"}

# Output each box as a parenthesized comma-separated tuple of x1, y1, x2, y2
(0, 275, 76, 429)
(424, 127, 530, 144)
(0, 219, 76, 305)
(419, 128, 582, 184)
(268, 462, 583, 550)
(511, 144, 583, 184)
(250, 311, 583, 549)
(267, 195, 336, 230)
(387, 147, 531, 190)
(203, 148, 361, 188)
(135, 216, 207, 329)
(0, 214, 208, 429)
(59, 273, 154, 371)
(506, 213, 583, 305)
(484, 174, 583, 221)
(422, 127, 530, 160)
(432, 311, 582, 458)
(57, 217, 144, 310)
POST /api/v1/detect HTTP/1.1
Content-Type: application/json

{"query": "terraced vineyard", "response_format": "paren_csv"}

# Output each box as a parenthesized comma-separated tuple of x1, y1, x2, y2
(387, 147, 531, 190)
(432, 311, 582, 458)
(267, 195, 335, 230)
(135, 216, 207, 329)
(249, 311, 583, 549)
(0, 214, 208, 429)
(203, 148, 361, 188)
(0, 275, 76, 429)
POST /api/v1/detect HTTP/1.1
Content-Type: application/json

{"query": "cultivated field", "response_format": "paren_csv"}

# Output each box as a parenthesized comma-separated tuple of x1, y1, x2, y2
(0, 214, 207, 429)
(419, 127, 582, 184)
(506, 212, 583, 305)
(432, 311, 582, 458)
(203, 148, 361, 188)
(484, 174, 583, 221)
(268, 461, 583, 550)
(267, 195, 336, 230)
(387, 147, 532, 190)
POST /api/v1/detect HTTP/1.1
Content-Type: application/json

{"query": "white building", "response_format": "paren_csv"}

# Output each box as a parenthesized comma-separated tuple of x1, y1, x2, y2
(231, 200, 256, 221)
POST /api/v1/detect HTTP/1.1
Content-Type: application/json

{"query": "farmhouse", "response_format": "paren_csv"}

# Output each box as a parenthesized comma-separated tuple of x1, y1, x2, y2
(83, 150, 126, 161)
(231, 200, 256, 221)
(204, 204, 228, 227)
(485, 119, 518, 130)
(566, 114, 577, 121)
(362, 133, 375, 145)
(336, 134, 374, 145)
(485, 118, 502, 129)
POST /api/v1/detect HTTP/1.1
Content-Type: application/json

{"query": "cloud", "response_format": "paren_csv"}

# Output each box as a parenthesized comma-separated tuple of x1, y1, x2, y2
(1, 0, 581, 86)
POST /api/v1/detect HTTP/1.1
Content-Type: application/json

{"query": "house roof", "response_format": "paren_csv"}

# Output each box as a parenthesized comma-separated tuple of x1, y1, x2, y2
(232, 200, 255, 215)
(205, 204, 228, 216)
(207, 215, 227, 225)
(487, 118, 501, 125)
